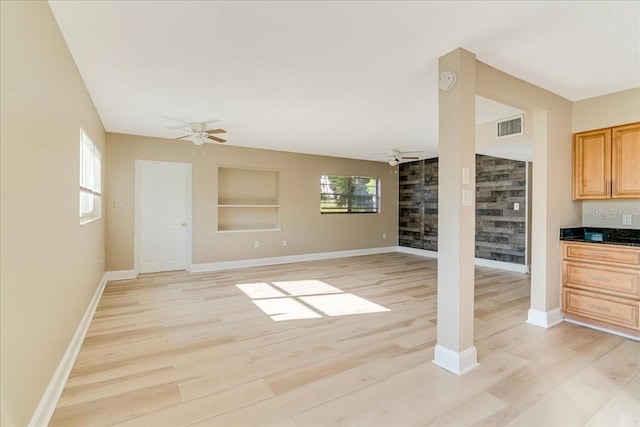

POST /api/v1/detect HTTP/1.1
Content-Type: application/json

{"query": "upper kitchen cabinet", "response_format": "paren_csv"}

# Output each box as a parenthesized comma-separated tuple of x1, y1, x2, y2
(611, 123, 640, 198)
(573, 128, 611, 199)
(573, 122, 640, 200)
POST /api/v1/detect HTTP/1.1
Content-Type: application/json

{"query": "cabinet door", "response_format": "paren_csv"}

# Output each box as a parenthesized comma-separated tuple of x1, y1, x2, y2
(573, 129, 611, 200)
(612, 122, 640, 198)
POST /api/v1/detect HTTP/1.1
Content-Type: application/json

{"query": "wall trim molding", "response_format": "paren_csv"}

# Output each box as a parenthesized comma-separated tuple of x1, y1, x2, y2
(28, 272, 109, 427)
(473, 257, 530, 273)
(396, 246, 529, 273)
(395, 246, 438, 258)
(432, 344, 479, 375)
(29, 269, 138, 427)
(190, 246, 398, 273)
(526, 307, 564, 328)
(104, 269, 137, 281)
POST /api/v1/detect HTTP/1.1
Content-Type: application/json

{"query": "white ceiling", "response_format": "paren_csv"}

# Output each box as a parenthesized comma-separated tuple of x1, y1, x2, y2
(48, 1, 640, 162)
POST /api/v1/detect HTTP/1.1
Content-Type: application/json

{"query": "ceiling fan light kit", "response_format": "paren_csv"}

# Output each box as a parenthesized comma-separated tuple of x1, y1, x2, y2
(164, 117, 228, 145)
(386, 149, 420, 166)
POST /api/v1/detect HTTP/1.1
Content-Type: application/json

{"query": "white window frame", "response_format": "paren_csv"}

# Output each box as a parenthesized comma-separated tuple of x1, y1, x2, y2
(79, 129, 102, 224)
(320, 175, 380, 214)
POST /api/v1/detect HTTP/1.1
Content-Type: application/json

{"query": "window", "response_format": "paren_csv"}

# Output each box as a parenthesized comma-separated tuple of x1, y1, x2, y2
(79, 129, 101, 223)
(320, 175, 379, 214)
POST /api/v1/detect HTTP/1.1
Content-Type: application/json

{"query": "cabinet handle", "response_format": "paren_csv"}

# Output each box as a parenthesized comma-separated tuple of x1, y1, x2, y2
(588, 304, 610, 312)
(605, 180, 610, 196)
(585, 252, 611, 259)
(587, 276, 610, 282)
(612, 180, 616, 196)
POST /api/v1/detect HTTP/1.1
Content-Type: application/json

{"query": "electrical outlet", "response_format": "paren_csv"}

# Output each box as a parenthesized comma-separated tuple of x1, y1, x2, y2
(282, 240, 287, 246)
(382, 233, 387, 240)
(254, 241, 260, 248)
(514, 202, 520, 211)
(622, 214, 632, 226)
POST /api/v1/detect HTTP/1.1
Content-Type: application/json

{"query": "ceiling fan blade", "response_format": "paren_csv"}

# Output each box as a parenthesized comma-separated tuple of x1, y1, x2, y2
(207, 135, 226, 143)
(174, 134, 193, 140)
(167, 124, 193, 130)
(206, 129, 226, 134)
(159, 114, 191, 124)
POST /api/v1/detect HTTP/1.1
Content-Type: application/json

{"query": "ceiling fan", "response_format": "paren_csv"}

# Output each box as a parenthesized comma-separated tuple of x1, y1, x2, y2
(175, 122, 226, 145)
(386, 149, 420, 166)
(161, 115, 227, 145)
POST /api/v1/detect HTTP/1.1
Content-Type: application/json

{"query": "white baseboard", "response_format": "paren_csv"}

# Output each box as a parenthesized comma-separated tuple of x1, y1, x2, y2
(473, 257, 529, 273)
(432, 344, 479, 375)
(104, 269, 137, 281)
(190, 246, 397, 273)
(526, 307, 564, 328)
(395, 246, 438, 258)
(28, 272, 109, 427)
(396, 246, 529, 273)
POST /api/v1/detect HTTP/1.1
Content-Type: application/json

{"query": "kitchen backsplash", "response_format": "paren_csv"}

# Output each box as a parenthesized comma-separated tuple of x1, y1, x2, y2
(582, 199, 640, 229)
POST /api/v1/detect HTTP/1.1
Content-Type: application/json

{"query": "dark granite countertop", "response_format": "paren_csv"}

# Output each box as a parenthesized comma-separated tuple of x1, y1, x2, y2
(560, 227, 640, 247)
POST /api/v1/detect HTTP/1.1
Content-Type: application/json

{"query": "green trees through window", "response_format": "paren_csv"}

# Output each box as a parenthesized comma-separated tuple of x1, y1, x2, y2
(320, 175, 379, 214)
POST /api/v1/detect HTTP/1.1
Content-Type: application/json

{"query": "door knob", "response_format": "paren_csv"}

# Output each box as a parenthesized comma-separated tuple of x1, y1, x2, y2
(181, 222, 187, 227)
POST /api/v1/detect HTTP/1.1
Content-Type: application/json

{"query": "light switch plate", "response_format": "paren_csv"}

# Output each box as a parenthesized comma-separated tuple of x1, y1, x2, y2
(462, 168, 470, 185)
(462, 189, 473, 206)
(622, 214, 632, 226)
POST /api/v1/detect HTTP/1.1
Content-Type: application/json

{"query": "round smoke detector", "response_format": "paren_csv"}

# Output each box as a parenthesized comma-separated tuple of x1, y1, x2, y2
(438, 71, 457, 91)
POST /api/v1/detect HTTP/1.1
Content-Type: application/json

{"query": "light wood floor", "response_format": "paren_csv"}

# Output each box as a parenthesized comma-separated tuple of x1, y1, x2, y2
(50, 253, 639, 426)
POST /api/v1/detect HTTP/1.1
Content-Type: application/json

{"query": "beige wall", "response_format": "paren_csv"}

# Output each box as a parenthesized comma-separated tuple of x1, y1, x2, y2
(0, 2, 106, 426)
(476, 61, 580, 315)
(106, 133, 398, 271)
(476, 111, 532, 151)
(572, 87, 640, 133)
(572, 88, 640, 230)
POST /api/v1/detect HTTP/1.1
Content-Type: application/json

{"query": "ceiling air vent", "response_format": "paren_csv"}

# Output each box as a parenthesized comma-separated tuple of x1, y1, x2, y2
(496, 114, 524, 138)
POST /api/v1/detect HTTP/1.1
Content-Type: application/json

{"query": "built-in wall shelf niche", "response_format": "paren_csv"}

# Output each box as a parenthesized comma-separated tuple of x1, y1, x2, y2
(217, 166, 281, 232)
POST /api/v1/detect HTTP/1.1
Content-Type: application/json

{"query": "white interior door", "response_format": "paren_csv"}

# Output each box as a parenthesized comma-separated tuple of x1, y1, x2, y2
(137, 160, 191, 273)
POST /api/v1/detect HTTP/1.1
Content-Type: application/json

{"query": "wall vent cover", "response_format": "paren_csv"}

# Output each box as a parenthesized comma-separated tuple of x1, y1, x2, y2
(496, 115, 524, 138)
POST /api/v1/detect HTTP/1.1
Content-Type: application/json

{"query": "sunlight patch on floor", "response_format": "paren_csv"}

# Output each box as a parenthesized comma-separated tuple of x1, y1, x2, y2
(271, 279, 342, 296)
(235, 280, 390, 321)
(251, 298, 322, 321)
(300, 293, 389, 317)
(236, 283, 287, 299)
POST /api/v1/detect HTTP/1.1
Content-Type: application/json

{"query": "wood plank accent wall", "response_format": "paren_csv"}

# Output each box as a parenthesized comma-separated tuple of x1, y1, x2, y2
(475, 155, 527, 264)
(399, 155, 527, 264)
(399, 158, 438, 250)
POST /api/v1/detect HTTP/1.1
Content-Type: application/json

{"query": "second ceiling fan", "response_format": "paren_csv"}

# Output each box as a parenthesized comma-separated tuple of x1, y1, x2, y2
(387, 149, 419, 166)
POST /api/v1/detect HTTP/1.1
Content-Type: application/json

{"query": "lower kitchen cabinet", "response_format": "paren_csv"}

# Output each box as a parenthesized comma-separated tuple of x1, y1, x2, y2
(561, 241, 640, 336)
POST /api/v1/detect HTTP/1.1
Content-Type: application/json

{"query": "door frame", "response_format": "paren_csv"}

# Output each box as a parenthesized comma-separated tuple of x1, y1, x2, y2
(134, 159, 193, 275)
